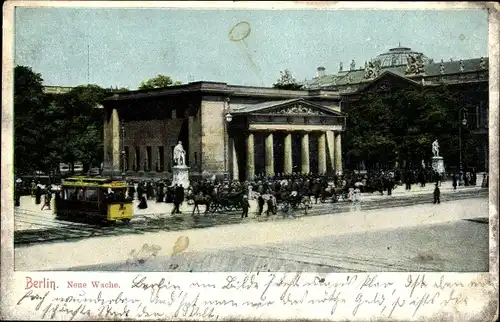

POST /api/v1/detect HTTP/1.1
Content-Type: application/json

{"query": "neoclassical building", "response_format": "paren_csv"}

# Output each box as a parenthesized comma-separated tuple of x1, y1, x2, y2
(302, 45, 489, 171)
(101, 83, 346, 180)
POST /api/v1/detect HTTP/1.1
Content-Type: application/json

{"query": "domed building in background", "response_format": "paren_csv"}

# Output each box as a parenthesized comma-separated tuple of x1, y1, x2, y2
(373, 44, 434, 68)
(302, 45, 489, 172)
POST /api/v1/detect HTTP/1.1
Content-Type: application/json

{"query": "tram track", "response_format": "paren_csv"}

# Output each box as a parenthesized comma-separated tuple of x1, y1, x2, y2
(14, 189, 487, 247)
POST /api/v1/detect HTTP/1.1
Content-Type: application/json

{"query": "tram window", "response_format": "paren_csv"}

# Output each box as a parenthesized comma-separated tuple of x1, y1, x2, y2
(77, 188, 86, 201)
(65, 188, 78, 200)
(112, 188, 126, 201)
(85, 188, 98, 202)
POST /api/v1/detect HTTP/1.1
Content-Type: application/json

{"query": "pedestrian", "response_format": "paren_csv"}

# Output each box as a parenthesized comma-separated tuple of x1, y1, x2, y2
(433, 183, 441, 204)
(138, 193, 148, 209)
(30, 180, 36, 198)
(41, 189, 52, 210)
(452, 173, 457, 190)
(241, 195, 250, 218)
(14, 185, 21, 207)
(35, 185, 42, 205)
(171, 184, 184, 215)
(257, 195, 265, 216)
(266, 194, 276, 216)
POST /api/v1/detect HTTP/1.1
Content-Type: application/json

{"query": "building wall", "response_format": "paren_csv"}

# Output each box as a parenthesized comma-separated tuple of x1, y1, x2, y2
(122, 118, 184, 172)
(103, 109, 112, 169)
(188, 108, 202, 174)
(200, 96, 227, 174)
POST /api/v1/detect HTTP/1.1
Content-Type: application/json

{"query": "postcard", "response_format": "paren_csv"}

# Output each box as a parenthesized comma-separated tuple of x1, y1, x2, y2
(1, 1, 498, 321)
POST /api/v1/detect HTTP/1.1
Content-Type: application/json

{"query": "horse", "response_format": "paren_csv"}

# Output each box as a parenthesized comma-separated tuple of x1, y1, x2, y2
(189, 194, 212, 216)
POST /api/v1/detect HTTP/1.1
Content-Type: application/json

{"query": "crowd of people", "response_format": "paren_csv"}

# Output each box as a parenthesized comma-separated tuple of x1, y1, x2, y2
(14, 167, 486, 216)
(123, 167, 483, 214)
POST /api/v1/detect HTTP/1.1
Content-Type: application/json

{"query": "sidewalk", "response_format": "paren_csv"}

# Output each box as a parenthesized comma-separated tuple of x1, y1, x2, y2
(359, 183, 483, 201)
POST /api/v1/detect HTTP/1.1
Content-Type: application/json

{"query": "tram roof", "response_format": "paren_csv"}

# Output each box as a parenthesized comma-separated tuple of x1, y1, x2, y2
(62, 176, 127, 187)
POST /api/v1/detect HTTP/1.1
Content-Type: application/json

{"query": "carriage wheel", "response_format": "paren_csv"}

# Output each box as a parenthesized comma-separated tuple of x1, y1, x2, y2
(282, 204, 289, 213)
(209, 203, 218, 213)
(224, 204, 233, 211)
(320, 195, 326, 203)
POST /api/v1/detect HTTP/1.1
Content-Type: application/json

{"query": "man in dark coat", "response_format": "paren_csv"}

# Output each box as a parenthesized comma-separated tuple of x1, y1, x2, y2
(452, 173, 457, 190)
(172, 184, 184, 214)
(35, 185, 42, 205)
(241, 195, 250, 218)
(433, 183, 441, 204)
(257, 195, 265, 216)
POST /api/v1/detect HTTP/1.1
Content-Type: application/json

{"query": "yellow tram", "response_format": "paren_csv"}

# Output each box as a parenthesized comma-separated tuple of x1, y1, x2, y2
(54, 176, 133, 223)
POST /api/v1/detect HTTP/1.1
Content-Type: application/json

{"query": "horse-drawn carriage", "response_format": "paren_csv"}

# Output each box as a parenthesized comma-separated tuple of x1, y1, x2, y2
(277, 191, 312, 213)
(209, 191, 244, 213)
(188, 190, 244, 215)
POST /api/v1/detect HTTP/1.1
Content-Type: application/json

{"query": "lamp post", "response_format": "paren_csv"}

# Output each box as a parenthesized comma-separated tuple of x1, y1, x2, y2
(223, 97, 233, 181)
(458, 107, 467, 184)
(120, 120, 126, 179)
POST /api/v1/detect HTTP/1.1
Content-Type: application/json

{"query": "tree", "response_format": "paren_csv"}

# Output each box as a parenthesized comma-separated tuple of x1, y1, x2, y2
(272, 69, 303, 90)
(14, 66, 47, 175)
(57, 85, 108, 172)
(344, 85, 474, 171)
(138, 74, 182, 90)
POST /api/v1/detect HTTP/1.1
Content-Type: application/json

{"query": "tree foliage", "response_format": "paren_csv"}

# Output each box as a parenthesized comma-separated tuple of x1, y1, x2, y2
(344, 85, 478, 171)
(138, 74, 182, 90)
(273, 69, 303, 90)
(14, 65, 107, 175)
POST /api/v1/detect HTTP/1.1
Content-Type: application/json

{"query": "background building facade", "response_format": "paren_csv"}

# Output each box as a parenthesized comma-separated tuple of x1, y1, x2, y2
(302, 45, 489, 172)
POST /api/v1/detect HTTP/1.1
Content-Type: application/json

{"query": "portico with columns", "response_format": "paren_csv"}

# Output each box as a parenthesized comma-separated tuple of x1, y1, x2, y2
(229, 99, 346, 181)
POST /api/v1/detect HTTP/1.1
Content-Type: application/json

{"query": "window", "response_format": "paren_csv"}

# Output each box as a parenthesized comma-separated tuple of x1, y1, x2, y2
(64, 188, 78, 200)
(85, 188, 99, 202)
(111, 188, 126, 202)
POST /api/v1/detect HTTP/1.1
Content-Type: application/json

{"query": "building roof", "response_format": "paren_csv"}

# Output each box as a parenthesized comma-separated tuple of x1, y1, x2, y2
(101, 81, 341, 103)
(304, 45, 488, 89)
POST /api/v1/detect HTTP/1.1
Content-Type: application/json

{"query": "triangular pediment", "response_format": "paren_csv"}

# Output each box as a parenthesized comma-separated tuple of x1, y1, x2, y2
(233, 98, 345, 116)
(354, 71, 422, 94)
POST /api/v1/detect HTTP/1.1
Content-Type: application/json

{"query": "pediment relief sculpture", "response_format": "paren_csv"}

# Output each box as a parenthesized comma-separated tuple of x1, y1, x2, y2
(270, 104, 324, 115)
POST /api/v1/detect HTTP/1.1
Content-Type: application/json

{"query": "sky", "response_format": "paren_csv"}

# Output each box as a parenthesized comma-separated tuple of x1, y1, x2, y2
(14, 5, 489, 89)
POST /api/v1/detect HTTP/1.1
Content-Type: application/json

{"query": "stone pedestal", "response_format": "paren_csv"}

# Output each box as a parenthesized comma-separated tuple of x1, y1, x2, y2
(431, 156, 445, 174)
(172, 165, 190, 188)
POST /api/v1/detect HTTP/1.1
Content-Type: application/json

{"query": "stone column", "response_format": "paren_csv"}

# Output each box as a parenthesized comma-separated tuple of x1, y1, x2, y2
(246, 132, 255, 181)
(301, 132, 310, 174)
(230, 137, 239, 181)
(318, 132, 327, 174)
(265, 132, 275, 177)
(334, 132, 342, 174)
(111, 108, 121, 173)
(284, 133, 293, 175)
(326, 130, 335, 173)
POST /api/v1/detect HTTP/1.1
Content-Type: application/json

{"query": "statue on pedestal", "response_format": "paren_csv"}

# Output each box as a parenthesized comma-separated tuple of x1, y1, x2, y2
(432, 140, 440, 157)
(172, 141, 190, 188)
(173, 141, 186, 166)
